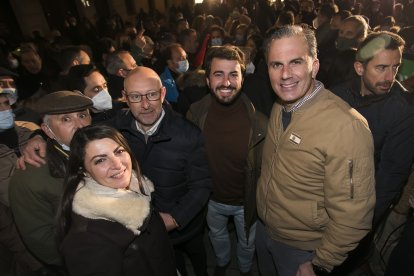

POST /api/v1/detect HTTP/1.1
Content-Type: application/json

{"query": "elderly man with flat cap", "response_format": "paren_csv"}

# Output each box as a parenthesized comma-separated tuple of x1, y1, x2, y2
(9, 91, 92, 271)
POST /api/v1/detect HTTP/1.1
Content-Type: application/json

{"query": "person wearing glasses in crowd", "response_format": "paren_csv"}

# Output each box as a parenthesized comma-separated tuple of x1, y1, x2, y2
(112, 66, 211, 276)
(17, 66, 211, 276)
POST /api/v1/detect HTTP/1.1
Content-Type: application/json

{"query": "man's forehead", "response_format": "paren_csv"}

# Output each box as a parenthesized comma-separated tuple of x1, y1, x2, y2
(368, 48, 402, 64)
(126, 75, 160, 90)
(86, 71, 105, 83)
(211, 58, 242, 70)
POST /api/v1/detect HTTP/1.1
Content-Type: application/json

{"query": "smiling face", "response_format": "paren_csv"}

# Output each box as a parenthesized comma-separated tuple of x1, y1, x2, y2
(123, 67, 166, 132)
(355, 48, 402, 96)
(207, 58, 243, 104)
(84, 138, 132, 189)
(267, 35, 319, 105)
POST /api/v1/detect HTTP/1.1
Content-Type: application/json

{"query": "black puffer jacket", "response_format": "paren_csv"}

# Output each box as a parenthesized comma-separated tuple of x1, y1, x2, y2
(331, 78, 414, 225)
(109, 106, 211, 244)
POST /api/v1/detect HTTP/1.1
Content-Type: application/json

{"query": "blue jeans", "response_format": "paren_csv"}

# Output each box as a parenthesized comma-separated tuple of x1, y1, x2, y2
(207, 200, 256, 273)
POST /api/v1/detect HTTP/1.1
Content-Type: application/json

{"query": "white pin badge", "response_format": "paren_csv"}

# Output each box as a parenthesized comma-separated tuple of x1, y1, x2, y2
(289, 133, 302, 145)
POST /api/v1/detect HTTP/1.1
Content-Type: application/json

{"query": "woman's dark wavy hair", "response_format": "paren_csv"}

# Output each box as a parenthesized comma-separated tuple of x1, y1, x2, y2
(57, 125, 145, 239)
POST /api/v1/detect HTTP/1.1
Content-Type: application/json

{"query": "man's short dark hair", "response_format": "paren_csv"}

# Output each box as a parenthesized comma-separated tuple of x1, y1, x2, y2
(178, 28, 197, 45)
(66, 64, 98, 92)
(208, 25, 225, 38)
(204, 46, 246, 77)
(319, 3, 336, 20)
(161, 43, 184, 62)
(60, 46, 84, 72)
(342, 15, 369, 41)
(356, 31, 405, 64)
(105, 50, 129, 75)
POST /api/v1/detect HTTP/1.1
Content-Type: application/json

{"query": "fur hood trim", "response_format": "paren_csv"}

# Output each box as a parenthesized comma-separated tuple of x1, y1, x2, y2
(72, 172, 153, 235)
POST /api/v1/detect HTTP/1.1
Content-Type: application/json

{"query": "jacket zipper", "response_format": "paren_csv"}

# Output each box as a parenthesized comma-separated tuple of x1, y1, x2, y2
(348, 160, 354, 199)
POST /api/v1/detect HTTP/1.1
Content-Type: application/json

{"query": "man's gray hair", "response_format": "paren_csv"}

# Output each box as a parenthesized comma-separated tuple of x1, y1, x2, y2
(105, 50, 129, 75)
(342, 15, 369, 41)
(264, 25, 317, 61)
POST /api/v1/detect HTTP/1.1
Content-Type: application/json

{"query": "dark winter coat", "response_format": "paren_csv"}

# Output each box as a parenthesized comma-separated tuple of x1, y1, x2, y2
(331, 78, 414, 225)
(109, 105, 211, 244)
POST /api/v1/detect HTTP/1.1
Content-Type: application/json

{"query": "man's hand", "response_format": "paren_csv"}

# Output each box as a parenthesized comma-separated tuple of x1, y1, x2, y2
(296, 261, 316, 276)
(16, 135, 47, 170)
(134, 28, 146, 49)
(159, 212, 179, 232)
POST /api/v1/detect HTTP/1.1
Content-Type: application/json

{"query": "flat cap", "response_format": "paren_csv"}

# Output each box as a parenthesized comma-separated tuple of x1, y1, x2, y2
(36, 91, 93, 115)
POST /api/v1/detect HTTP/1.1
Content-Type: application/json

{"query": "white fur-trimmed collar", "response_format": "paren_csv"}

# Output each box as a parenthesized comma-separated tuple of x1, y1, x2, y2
(72, 171, 154, 235)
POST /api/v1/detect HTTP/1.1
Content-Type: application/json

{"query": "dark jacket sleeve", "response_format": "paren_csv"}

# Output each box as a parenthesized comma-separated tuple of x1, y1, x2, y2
(374, 111, 414, 224)
(170, 128, 211, 229)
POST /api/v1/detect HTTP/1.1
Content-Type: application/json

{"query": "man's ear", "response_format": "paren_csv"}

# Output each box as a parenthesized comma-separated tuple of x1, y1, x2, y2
(354, 61, 364, 76)
(311, 58, 320, 79)
(121, 90, 130, 106)
(166, 59, 174, 69)
(206, 77, 210, 88)
(118, 68, 127, 78)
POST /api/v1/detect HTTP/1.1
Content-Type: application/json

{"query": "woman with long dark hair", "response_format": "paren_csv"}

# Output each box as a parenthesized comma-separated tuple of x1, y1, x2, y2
(58, 125, 176, 275)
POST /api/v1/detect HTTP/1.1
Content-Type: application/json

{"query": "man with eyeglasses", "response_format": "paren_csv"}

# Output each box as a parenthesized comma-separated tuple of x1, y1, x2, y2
(17, 66, 211, 276)
(114, 66, 211, 276)
(106, 50, 138, 100)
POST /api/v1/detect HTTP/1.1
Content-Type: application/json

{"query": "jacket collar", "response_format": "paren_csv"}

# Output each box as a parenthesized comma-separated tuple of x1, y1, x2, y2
(73, 172, 153, 235)
(347, 77, 407, 107)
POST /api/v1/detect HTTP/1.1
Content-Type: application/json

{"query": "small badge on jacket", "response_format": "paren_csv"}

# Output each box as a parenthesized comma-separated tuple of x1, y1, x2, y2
(289, 133, 302, 145)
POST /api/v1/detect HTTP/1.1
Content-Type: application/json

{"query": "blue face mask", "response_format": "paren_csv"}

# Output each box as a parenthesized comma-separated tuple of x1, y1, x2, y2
(211, 38, 223, 46)
(176, 60, 189, 73)
(0, 109, 14, 130)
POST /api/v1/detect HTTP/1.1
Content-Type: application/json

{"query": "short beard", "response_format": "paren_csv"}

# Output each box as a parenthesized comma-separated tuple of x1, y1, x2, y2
(211, 86, 241, 105)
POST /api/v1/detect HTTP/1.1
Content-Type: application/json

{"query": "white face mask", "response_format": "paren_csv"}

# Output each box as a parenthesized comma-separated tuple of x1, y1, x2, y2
(176, 60, 189, 73)
(45, 124, 70, 151)
(0, 109, 14, 130)
(211, 38, 223, 46)
(246, 62, 255, 74)
(92, 89, 113, 111)
(2, 88, 18, 105)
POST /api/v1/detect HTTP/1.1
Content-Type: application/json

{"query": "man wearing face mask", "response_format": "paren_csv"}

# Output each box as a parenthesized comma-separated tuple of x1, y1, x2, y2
(67, 64, 125, 123)
(9, 91, 92, 271)
(209, 26, 226, 47)
(0, 73, 45, 276)
(160, 43, 189, 109)
(322, 15, 369, 88)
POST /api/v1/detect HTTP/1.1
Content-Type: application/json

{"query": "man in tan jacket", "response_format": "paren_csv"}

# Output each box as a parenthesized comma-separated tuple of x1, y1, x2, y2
(255, 25, 376, 276)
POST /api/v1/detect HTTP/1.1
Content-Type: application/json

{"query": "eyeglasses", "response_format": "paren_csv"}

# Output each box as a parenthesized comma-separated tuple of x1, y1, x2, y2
(124, 89, 162, 103)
